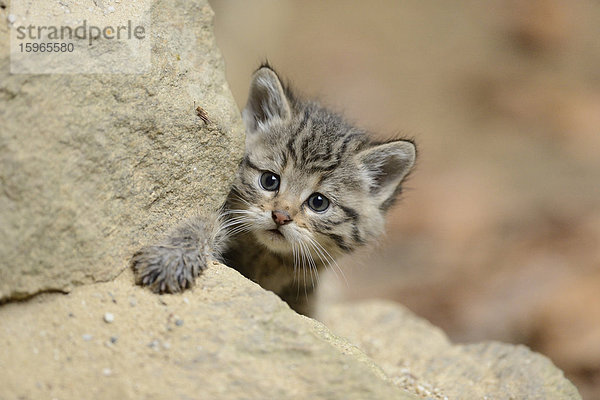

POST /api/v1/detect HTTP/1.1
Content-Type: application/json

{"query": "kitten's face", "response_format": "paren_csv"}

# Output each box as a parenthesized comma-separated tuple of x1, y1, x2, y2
(227, 66, 416, 261)
(232, 122, 366, 257)
(232, 145, 344, 255)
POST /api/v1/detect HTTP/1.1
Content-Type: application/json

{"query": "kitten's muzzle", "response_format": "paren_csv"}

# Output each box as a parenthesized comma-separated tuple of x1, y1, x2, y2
(272, 210, 292, 226)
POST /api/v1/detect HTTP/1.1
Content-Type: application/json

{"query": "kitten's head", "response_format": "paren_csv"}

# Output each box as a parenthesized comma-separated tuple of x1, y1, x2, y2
(228, 65, 416, 260)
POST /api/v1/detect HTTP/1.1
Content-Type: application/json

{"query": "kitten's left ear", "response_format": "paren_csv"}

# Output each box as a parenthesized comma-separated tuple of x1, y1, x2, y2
(242, 67, 291, 133)
(357, 140, 416, 209)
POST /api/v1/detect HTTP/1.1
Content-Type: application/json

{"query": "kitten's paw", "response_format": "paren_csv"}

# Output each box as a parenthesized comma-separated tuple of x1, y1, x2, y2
(131, 244, 206, 293)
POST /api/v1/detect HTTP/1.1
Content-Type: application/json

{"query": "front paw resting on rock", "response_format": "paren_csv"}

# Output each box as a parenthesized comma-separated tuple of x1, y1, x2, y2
(131, 243, 207, 293)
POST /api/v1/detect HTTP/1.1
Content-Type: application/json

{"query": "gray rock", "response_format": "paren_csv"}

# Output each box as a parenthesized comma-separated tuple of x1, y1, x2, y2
(0, 263, 577, 399)
(319, 301, 581, 399)
(0, 264, 417, 400)
(0, 0, 245, 302)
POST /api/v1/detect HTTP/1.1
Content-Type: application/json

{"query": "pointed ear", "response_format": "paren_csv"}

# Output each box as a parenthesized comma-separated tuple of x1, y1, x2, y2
(242, 67, 291, 132)
(357, 140, 416, 208)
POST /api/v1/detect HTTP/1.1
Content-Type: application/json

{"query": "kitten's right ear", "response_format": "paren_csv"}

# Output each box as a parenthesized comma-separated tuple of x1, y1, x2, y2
(242, 67, 291, 133)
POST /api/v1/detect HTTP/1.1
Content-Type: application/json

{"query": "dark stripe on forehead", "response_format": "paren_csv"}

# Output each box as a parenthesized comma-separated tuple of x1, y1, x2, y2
(287, 136, 297, 165)
(297, 109, 310, 135)
(303, 131, 362, 173)
(306, 137, 334, 165)
(338, 132, 361, 157)
(299, 131, 312, 163)
(307, 164, 335, 174)
(279, 150, 288, 169)
(287, 109, 310, 164)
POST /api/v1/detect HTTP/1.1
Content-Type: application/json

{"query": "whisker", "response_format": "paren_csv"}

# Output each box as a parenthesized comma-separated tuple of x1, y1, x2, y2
(219, 221, 251, 233)
(218, 215, 255, 237)
(220, 216, 252, 228)
(306, 235, 348, 287)
(304, 240, 319, 288)
(227, 224, 253, 236)
(305, 239, 327, 286)
(221, 208, 255, 215)
(293, 241, 300, 285)
(309, 242, 335, 282)
(299, 239, 318, 290)
(291, 242, 296, 284)
(215, 212, 253, 236)
(299, 239, 308, 301)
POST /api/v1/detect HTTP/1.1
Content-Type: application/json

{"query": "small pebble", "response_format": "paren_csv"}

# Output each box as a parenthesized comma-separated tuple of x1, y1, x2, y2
(7, 14, 16, 24)
(129, 297, 137, 307)
(107, 5, 115, 12)
(103, 312, 114, 323)
(110, 336, 118, 344)
(82, 334, 93, 341)
(102, 368, 112, 376)
(175, 319, 184, 327)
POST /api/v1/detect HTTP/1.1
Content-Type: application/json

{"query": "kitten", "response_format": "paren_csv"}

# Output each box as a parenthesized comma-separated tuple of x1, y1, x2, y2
(131, 64, 416, 316)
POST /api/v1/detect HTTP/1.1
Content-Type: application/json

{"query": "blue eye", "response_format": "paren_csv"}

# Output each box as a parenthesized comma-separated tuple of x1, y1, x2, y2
(260, 171, 280, 191)
(307, 193, 329, 212)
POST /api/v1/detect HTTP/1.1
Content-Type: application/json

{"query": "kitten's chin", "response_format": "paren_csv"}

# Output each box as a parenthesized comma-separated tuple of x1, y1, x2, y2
(253, 229, 294, 254)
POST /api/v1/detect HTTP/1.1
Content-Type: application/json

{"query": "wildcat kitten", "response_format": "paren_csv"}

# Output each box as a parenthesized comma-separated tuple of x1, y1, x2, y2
(131, 64, 416, 316)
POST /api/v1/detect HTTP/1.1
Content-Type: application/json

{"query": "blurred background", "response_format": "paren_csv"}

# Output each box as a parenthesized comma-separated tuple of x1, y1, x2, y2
(209, 1, 600, 398)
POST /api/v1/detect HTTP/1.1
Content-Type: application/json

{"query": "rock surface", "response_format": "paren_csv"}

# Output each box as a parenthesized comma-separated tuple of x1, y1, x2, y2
(0, 264, 416, 400)
(0, 264, 580, 400)
(0, 0, 245, 302)
(319, 301, 581, 399)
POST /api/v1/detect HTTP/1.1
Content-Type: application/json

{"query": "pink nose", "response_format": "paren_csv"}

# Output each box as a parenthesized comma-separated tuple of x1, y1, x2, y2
(272, 210, 292, 225)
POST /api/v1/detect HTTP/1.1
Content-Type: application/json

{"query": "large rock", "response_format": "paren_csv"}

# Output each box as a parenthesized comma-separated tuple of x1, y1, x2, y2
(0, 0, 245, 302)
(319, 301, 581, 399)
(0, 264, 417, 400)
(0, 264, 580, 399)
